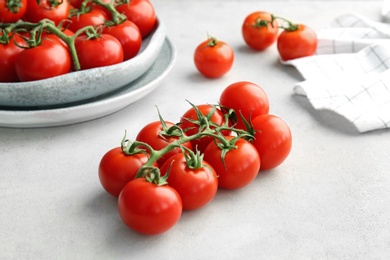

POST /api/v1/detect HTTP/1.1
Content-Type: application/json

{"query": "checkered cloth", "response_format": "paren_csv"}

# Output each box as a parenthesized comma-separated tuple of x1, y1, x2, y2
(285, 11, 390, 132)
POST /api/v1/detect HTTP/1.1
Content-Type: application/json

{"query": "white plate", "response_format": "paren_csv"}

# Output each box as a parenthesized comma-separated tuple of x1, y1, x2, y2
(0, 38, 176, 128)
(0, 19, 166, 107)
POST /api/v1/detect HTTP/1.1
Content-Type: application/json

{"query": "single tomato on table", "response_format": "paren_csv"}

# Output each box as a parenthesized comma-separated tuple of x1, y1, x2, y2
(0, 0, 27, 23)
(118, 177, 182, 235)
(160, 152, 218, 211)
(219, 81, 269, 130)
(194, 36, 234, 79)
(242, 11, 279, 51)
(277, 23, 317, 61)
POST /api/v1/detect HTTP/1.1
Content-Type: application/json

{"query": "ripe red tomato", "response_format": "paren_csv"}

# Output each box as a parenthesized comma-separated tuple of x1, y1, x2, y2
(68, 9, 109, 33)
(277, 24, 317, 61)
(194, 36, 234, 78)
(15, 36, 71, 81)
(203, 136, 260, 190)
(0, 34, 26, 82)
(219, 81, 269, 130)
(115, 0, 157, 38)
(102, 20, 142, 61)
(251, 114, 292, 171)
(25, 0, 71, 25)
(242, 11, 279, 51)
(160, 153, 218, 210)
(179, 104, 231, 153)
(98, 147, 157, 197)
(74, 34, 124, 70)
(0, 0, 27, 23)
(118, 178, 182, 235)
(135, 121, 192, 167)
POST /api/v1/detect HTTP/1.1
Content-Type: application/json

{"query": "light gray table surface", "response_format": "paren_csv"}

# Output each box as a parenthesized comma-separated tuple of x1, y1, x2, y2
(1, 1, 390, 259)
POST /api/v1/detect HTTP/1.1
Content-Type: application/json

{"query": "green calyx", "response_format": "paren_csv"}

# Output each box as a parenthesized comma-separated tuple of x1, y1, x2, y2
(6, 0, 23, 13)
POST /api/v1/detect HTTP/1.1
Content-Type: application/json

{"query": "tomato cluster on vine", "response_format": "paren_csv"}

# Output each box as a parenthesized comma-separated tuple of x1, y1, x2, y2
(0, 0, 156, 82)
(194, 11, 318, 78)
(98, 81, 292, 235)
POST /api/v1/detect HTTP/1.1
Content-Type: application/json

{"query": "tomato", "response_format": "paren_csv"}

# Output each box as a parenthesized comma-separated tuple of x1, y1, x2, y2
(115, 0, 157, 38)
(194, 36, 234, 78)
(15, 35, 71, 81)
(135, 121, 192, 167)
(219, 81, 269, 130)
(203, 136, 260, 190)
(25, 0, 71, 26)
(250, 114, 292, 171)
(74, 33, 124, 70)
(277, 24, 317, 61)
(98, 147, 157, 197)
(102, 20, 142, 60)
(160, 153, 218, 210)
(179, 104, 231, 153)
(118, 178, 182, 235)
(242, 11, 279, 51)
(0, 0, 27, 23)
(68, 9, 109, 33)
(0, 34, 26, 82)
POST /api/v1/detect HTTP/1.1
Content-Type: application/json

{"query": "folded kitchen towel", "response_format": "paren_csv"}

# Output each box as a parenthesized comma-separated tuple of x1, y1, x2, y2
(285, 11, 390, 133)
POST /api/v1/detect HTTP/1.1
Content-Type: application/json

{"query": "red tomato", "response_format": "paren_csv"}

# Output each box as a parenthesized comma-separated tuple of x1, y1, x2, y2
(98, 147, 157, 197)
(115, 0, 157, 38)
(0, 34, 26, 82)
(160, 153, 218, 210)
(118, 178, 182, 235)
(25, 0, 71, 25)
(0, 0, 27, 23)
(251, 114, 292, 171)
(242, 11, 279, 51)
(203, 136, 260, 190)
(179, 104, 231, 153)
(74, 34, 124, 70)
(68, 9, 108, 33)
(277, 24, 317, 61)
(102, 20, 142, 60)
(194, 36, 234, 78)
(219, 81, 269, 130)
(135, 121, 192, 167)
(15, 36, 71, 81)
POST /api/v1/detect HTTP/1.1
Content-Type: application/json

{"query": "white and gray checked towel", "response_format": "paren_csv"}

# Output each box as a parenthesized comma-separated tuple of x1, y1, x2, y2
(284, 3, 390, 133)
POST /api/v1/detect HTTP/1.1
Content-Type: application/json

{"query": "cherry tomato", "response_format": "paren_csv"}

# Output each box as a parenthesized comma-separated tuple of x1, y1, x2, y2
(25, 0, 71, 26)
(203, 136, 260, 190)
(251, 114, 292, 171)
(242, 11, 279, 51)
(115, 0, 156, 38)
(179, 104, 231, 153)
(102, 20, 142, 60)
(135, 121, 192, 167)
(277, 24, 317, 61)
(15, 36, 71, 81)
(74, 33, 124, 70)
(68, 9, 109, 33)
(219, 81, 269, 130)
(0, 34, 26, 82)
(98, 147, 157, 197)
(160, 153, 218, 211)
(0, 0, 27, 23)
(194, 36, 234, 78)
(118, 178, 182, 235)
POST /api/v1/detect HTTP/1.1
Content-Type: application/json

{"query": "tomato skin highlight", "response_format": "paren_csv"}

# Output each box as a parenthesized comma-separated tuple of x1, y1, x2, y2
(160, 153, 218, 210)
(219, 81, 269, 130)
(98, 147, 156, 197)
(68, 9, 109, 33)
(25, 0, 70, 25)
(242, 11, 279, 51)
(0, 0, 27, 23)
(203, 136, 260, 190)
(251, 114, 292, 171)
(194, 38, 234, 78)
(277, 24, 318, 61)
(0, 34, 25, 82)
(118, 178, 182, 235)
